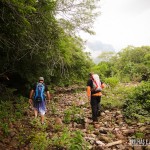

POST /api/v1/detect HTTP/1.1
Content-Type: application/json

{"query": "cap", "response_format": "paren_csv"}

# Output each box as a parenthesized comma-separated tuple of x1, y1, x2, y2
(39, 77, 44, 81)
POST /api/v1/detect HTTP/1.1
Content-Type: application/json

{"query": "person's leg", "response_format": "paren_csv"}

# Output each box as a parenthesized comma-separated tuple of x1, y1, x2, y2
(40, 109, 45, 124)
(34, 109, 38, 118)
(97, 96, 101, 117)
(41, 114, 45, 124)
(33, 101, 38, 118)
(90, 96, 98, 122)
(39, 100, 46, 124)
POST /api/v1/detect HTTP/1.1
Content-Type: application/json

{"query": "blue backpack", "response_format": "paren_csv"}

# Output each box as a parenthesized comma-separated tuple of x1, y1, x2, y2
(34, 83, 45, 102)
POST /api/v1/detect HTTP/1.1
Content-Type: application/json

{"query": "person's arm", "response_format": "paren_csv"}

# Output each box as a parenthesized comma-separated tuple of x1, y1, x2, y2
(101, 82, 105, 89)
(29, 89, 34, 105)
(87, 86, 91, 101)
(45, 85, 50, 102)
(46, 91, 50, 102)
(87, 79, 92, 101)
(29, 84, 36, 105)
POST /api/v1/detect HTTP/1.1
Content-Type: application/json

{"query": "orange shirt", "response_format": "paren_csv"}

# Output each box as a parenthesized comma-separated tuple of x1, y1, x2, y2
(87, 83, 105, 97)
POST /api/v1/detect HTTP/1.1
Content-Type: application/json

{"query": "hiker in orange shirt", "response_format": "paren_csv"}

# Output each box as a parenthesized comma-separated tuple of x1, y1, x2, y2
(87, 73, 105, 123)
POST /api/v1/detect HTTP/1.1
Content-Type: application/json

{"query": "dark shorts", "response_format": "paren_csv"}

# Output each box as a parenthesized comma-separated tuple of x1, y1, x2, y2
(33, 100, 46, 115)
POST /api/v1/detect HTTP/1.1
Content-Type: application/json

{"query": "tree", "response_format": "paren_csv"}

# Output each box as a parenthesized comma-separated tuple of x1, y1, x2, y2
(55, 0, 100, 36)
(110, 46, 150, 82)
(98, 51, 116, 62)
(91, 46, 150, 82)
(0, 0, 98, 93)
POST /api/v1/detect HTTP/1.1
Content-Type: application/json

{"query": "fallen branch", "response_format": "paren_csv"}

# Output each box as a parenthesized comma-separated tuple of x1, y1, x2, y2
(106, 140, 123, 147)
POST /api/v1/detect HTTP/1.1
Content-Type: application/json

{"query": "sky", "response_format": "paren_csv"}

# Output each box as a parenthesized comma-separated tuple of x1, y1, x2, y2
(81, 0, 150, 61)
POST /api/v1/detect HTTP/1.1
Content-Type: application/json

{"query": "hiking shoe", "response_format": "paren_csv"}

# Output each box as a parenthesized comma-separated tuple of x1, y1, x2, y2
(92, 120, 98, 125)
(88, 117, 92, 120)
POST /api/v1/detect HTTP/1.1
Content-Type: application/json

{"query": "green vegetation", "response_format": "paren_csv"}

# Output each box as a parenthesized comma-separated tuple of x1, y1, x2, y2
(96, 46, 150, 82)
(123, 81, 150, 122)
(63, 104, 84, 124)
(104, 77, 119, 88)
(0, 0, 150, 149)
(92, 46, 150, 123)
(50, 129, 89, 149)
(0, 94, 89, 149)
(0, 0, 99, 94)
(101, 83, 135, 109)
(0, 81, 149, 149)
(31, 132, 49, 150)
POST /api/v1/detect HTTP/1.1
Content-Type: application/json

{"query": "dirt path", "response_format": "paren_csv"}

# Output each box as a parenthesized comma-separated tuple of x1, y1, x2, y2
(45, 89, 149, 150)
(0, 86, 149, 150)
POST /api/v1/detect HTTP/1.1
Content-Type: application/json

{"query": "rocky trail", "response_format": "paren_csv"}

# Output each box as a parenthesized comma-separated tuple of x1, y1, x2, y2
(47, 87, 149, 150)
(0, 86, 149, 150)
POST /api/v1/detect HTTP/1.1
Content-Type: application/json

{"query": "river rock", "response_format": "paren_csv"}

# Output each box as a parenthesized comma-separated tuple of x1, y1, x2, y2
(96, 140, 105, 146)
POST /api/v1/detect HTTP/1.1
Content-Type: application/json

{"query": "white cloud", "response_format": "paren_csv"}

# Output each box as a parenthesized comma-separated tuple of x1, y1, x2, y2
(81, 0, 150, 56)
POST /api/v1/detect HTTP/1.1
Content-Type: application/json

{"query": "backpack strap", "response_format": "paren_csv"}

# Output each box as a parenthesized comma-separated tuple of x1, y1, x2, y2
(91, 75, 98, 91)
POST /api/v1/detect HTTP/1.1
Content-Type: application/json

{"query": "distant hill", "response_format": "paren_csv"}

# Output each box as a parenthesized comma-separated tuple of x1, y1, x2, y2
(86, 40, 116, 64)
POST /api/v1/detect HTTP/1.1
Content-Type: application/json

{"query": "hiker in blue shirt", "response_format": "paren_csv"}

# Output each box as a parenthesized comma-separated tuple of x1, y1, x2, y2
(29, 77, 50, 124)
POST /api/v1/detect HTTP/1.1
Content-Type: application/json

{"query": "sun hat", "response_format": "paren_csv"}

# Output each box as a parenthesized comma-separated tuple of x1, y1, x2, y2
(39, 77, 44, 81)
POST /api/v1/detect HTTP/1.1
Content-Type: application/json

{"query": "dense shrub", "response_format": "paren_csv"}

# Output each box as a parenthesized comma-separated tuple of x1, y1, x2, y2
(104, 77, 119, 88)
(123, 81, 150, 122)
